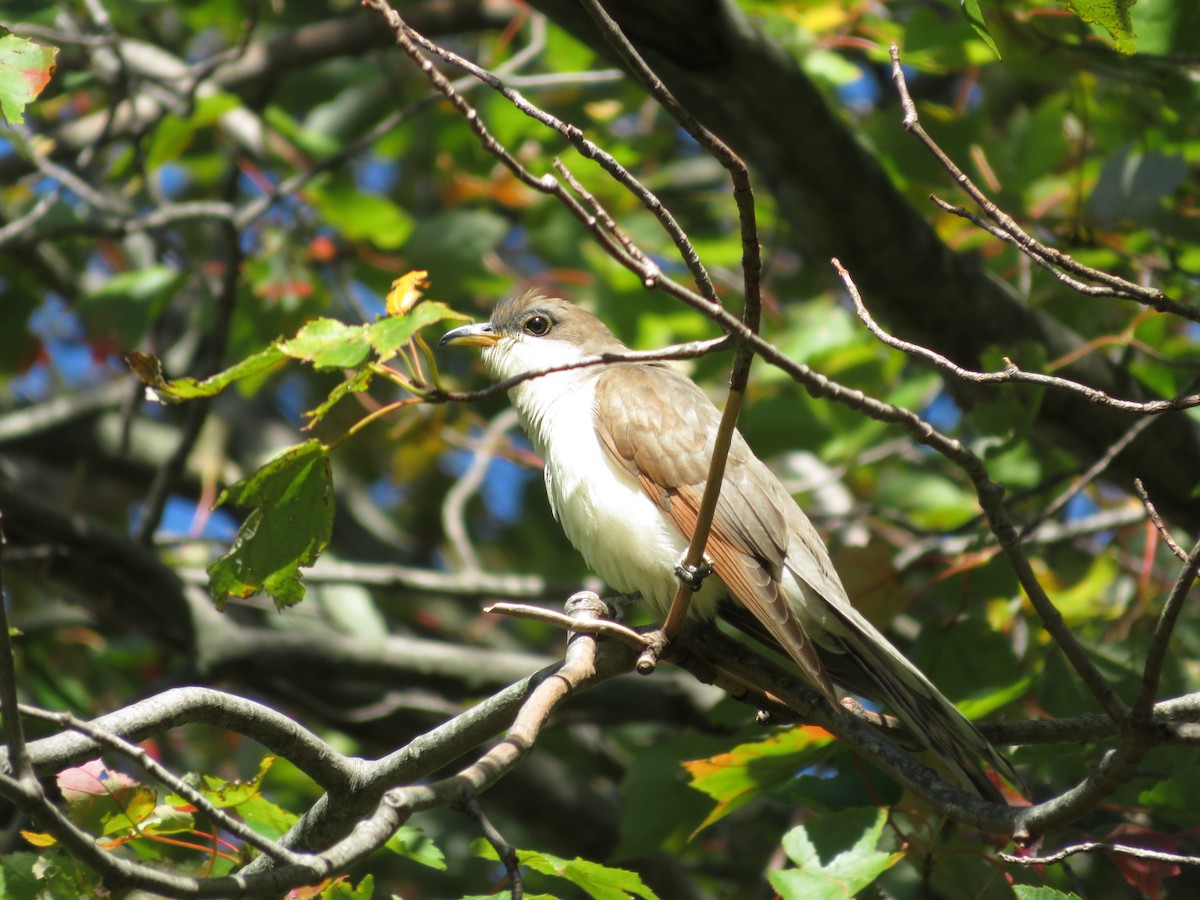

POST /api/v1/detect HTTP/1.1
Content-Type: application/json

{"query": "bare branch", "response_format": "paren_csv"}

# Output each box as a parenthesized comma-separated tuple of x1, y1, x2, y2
(1001, 841, 1200, 868)
(442, 408, 521, 573)
(462, 796, 523, 898)
(888, 44, 1190, 319)
(1135, 478, 1190, 562)
(1131, 535, 1200, 729)
(839, 258, 1200, 414)
(0, 516, 36, 788)
(2, 688, 359, 792)
(486, 597, 651, 651)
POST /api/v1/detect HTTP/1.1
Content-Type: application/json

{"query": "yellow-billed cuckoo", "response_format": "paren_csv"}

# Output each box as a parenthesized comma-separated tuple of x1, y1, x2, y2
(441, 290, 1017, 801)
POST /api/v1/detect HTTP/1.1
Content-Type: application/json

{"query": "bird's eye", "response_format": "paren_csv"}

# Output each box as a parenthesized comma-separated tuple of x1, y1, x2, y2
(523, 314, 552, 337)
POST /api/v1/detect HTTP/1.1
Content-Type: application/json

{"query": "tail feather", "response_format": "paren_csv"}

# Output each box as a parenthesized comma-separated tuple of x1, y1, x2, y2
(718, 594, 1020, 802)
(824, 602, 1021, 803)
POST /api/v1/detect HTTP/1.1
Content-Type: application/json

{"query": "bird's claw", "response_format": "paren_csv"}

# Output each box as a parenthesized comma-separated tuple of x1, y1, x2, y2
(673, 556, 714, 591)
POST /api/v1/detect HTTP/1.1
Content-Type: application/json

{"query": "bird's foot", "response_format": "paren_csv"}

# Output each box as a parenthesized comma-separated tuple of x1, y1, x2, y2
(673, 555, 714, 592)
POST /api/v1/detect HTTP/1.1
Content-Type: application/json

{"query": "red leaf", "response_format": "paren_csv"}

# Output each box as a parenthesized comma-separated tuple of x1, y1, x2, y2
(1104, 824, 1182, 900)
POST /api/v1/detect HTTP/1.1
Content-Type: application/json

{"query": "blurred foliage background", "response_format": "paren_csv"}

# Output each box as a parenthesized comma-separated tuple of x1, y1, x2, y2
(1, 0, 1198, 896)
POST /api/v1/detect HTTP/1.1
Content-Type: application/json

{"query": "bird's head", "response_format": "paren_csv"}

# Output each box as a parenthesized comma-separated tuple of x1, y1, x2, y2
(439, 290, 626, 382)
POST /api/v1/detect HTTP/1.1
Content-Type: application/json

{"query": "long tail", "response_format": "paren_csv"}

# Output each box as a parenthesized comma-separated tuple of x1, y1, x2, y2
(718, 592, 1019, 801)
(822, 600, 1020, 803)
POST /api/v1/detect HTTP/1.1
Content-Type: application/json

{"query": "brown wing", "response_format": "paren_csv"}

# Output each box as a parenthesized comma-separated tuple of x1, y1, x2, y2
(594, 365, 838, 703)
(594, 366, 1020, 801)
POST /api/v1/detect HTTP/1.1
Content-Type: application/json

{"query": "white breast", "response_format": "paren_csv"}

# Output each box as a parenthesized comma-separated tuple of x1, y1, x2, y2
(507, 369, 724, 619)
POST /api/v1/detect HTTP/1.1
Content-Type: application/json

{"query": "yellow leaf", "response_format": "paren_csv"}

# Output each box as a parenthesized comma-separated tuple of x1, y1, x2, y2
(386, 270, 431, 316)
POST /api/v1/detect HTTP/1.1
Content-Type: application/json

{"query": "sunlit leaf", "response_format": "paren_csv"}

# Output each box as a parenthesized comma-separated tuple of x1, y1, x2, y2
(474, 840, 660, 900)
(55, 761, 157, 839)
(17, 830, 57, 848)
(368, 300, 469, 361)
(1065, 0, 1137, 53)
(960, 0, 1001, 59)
(385, 269, 430, 316)
(310, 184, 413, 249)
(1013, 887, 1083, 900)
(127, 346, 286, 404)
(683, 726, 832, 831)
(305, 368, 373, 425)
(137, 804, 195, 837)
(146, 91, 241, 169)
(386, 825, 447, 870)
(279, 318, 371, 370)
(769, 807, 903, 900)
(315, 874, 374, 899)
(0, 33, 57, 125)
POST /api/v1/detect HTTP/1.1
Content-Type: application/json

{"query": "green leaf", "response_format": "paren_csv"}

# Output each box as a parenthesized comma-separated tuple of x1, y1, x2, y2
(1065, 0, 1137, 54)
(306, 369, 374, 425)
(193, 755, 276, 808)
(0, 33, 58, 125)
(368, 299, 469, 361)
(769, 808, 903, 900)
(79, 266, 184, 346)
(614, 731, 727, 859)
(318, 874, 374, 899)
(683, 726, 832, 831)
(127, 345, 286, 404)
(208, 441, 333, 609)
(473, 841, 659, 900)
(56, 760, 156, 839)
(137, 804, 196, 837)
(1, 851, 100, 900)
(1013, 887, 1083, 900)
(310, 184, 413, 249)
(99, 786, 157, 836)
(234, 794, 299, 840)
(1139, 760, 1200, 826)
(960, 0, 1001, 59)
(280, 317, 371, 370)
(146, 91, 241, 169)
(129, 302, 467, 404)
(386, 825, 447, 870)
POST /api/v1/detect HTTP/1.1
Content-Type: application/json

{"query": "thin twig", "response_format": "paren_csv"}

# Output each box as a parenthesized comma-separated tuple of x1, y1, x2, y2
(462, 796, 522, 900)
(0, 189, 59, 246)
(0, 517, 36, 786)
(889, 44, 1191, 320)
(381, 596, 626, 820)
(1130, 535, 1200, 729)
(485, 600, 650, 651)
(381, 3, 721, 307)
(840, 257, 1200, 413)
(442, 408, 521, 573)
(1025, 414, 1158, 536)
(1134, 478, 1189, 562)
(1001, 841, 1200, 867)
(431, 336, 733, 404)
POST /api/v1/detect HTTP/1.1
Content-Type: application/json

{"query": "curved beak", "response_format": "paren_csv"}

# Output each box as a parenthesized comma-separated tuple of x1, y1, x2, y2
(439, 322, 500, 348)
